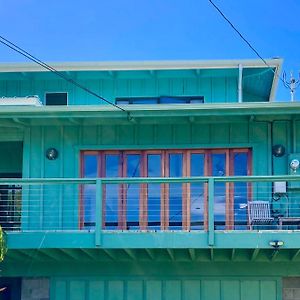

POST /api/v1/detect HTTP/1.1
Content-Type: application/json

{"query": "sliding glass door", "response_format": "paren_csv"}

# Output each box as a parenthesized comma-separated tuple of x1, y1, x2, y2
(81, 148, 251, 230)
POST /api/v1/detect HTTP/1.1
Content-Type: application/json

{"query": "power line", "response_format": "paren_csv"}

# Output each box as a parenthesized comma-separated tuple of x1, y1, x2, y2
(0, 35, 127, 112)
(208, 0, 287, 87)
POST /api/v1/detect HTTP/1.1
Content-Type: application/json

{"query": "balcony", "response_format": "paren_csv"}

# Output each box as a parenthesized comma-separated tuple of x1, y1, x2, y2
(3, 176, 300, 250)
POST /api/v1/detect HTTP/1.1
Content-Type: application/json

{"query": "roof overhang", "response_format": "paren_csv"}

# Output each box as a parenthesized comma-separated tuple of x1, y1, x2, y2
(0, 59, 283, 73)
(0, 102, 298, 126)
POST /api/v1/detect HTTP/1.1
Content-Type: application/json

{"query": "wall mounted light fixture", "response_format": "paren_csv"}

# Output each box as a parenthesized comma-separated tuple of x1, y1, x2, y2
(269, 240, 284, 249)
(272, 144, 286, 157)
(46, 148, 59, 160)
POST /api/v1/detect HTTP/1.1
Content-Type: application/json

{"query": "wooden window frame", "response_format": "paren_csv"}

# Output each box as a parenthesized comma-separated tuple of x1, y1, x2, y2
(80, 148, 252, 231)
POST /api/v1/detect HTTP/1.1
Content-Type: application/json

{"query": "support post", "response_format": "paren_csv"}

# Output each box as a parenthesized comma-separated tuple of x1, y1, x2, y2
(208, 178, 215, 246)
(95, 179, 103, 247)
(238, 64, 243, 103)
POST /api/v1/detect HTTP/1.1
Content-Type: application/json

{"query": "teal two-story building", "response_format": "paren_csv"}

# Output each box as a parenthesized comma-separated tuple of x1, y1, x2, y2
(1, 58, 300, 299)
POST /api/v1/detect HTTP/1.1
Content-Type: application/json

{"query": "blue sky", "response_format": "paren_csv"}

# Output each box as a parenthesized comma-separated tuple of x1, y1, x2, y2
(0, 0, 299, 100)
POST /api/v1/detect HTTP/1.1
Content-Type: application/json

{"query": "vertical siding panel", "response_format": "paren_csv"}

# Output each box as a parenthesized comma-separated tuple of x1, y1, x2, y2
(146, 280, 162, 300)
(137, 125, 154, 145)
(88, 281, 105, 300)
(260, 280, 277, 300)
(127, 280, 143, 300)
(211, 124, 229, 144)
(144, 78, 157, 96)
(171, 78, 184, 95)
(44, 126, 61, 177)
(201, 78, 212, 103)
(43, 126, 61, 229)
(119, 125, 135, 145)
(107, 281, 124, 300)
(212, 78, 226, 103)
(102, 125, 117, 145)
(241, 281, 259, 300)
(20, 80, 32, 98)
(130, 79, 144, 96)
(230, 123, 249, 144)
(5, 80, 19, 96)
(295, 120, 300, 152)
(174, 124, 191, 145)
(184, 78, 197, 95)
(164, 280, 181, 300)
(222, 280, 240, 300)
(158, 78, 170, 95)
(191, 124, 210, 144)
(30, 127, 43, 177)
(182, 280, 201, 300)
(250, 122, 269, 175)
(116, 79, 130, 97)
(74, 79, 86, 105)
(101, 79, 115, 104)
(69, 280, 86, 300)
(29, 127, 43, 230)
(272, 121, 289, 175)
(201, 280, 220, 300)
(62, 126, 79, 229)
(0, 80, 5, 95)
(156, 125, 173, 145)
(82, 126, 98, 145)
(226, 77, 238, 103)
(33, 80, 46, 102)
(54, 280, 67, 300)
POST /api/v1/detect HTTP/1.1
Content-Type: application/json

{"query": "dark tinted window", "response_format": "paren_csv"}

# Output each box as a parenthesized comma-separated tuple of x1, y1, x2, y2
(45, 93, 67, 105)
(116, 96, 204, 105)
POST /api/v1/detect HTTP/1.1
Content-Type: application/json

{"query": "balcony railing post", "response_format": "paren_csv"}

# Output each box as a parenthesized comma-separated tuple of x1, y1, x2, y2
(95, 179, 103, 247)
(208, 178, 215, 246)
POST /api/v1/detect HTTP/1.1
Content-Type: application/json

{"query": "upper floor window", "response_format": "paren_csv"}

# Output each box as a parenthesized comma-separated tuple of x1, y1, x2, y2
(80, 148, 251, 231)
(115, 96, 204, 105)
(45, 92, 68, 106)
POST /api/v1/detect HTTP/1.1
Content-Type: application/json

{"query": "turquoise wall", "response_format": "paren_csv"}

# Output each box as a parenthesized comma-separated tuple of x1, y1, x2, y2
(0, 141, 22, 174)
(0, 71, 238, 105)
(52, 277, 279, 300)
(1, 259, 288, 300)
(20, 120, 272, 230)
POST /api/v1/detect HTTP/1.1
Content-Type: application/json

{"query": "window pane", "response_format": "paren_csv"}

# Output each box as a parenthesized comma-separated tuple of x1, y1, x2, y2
(105, 154, 120, 229)
(82, 154, 98, 229)
(234, 152, 248, 229)
(83, 155, 97, 177)
(126, 154, 141, 229)
(212, 153, 226, 229)
(190, 153, 205, 230)
(169, 153, 183, 229)
(147, 154, 161, 229)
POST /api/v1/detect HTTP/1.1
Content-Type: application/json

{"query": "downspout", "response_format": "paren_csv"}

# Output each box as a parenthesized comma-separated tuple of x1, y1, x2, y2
(238, 64, 243, 103)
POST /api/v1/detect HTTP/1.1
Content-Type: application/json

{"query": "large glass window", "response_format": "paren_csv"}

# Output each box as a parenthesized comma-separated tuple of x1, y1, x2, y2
(81, 148, 251, 230)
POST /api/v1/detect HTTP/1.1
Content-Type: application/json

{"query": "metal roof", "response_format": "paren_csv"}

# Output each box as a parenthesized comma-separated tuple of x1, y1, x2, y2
(0, 58, 282, 72)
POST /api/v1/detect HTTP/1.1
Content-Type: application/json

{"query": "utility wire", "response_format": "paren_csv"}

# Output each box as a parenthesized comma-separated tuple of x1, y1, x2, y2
(0, 35, 127, 112)
(208, 0, 287, 87)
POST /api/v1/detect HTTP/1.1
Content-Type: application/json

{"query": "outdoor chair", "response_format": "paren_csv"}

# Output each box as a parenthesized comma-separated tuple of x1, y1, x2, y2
(248, 201, 274, 230)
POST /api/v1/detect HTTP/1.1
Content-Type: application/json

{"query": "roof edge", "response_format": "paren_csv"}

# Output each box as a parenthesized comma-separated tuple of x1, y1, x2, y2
(0, 58, 283, 73)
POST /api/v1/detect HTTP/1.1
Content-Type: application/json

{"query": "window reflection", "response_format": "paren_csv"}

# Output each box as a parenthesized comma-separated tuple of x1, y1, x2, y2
(212, 153, 226, 229)
(105, 155, 119, 229)
(126, 154, 140, 229)
(169, 154, 183, 229)
(82, 155, 97, 229)
(234, 153, 248, 229)
(147, 154, 161, 229)
(190, 153, 204, 230)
